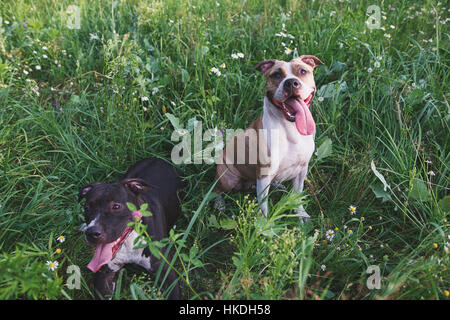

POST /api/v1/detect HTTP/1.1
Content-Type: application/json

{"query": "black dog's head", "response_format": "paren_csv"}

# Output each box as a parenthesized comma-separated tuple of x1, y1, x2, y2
(78, 178, 150, 245)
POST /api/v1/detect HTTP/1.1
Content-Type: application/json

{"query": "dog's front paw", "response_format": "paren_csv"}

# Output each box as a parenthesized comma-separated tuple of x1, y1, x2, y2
(214, 195, 225, 212)
(295, 207, 310, 223)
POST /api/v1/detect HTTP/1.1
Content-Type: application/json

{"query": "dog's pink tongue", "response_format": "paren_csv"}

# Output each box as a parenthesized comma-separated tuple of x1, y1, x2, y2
(87, 242, 114, 273)
(286, 98, 315, 135)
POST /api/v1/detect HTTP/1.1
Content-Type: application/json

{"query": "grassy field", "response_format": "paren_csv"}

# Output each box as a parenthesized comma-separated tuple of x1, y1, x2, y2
(0, 0, 448, 300)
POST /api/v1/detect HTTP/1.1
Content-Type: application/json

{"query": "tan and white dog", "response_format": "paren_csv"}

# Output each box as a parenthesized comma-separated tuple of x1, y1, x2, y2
(215, 55, 323, 222)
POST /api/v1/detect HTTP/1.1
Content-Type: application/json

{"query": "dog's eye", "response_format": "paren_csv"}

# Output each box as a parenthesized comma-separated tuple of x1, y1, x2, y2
(300, 69, 307, 75)
(270, 72, 282, 79)
(112, 203, 121, 210)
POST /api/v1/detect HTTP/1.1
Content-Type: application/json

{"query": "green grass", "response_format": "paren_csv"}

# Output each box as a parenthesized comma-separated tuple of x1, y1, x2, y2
(0, 0, 448, 300)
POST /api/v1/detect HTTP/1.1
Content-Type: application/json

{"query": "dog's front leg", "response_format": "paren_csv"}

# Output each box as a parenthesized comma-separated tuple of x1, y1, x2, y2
(292, 166, 310, 223)
(93, 266, 118, 299)
(256, 175, 273, 217)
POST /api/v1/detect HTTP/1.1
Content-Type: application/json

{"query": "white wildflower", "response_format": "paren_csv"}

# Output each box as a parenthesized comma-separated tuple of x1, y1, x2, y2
(46, 261, 59, 271)
(89, 33, 99, 40)
(326, 230, 335, 241)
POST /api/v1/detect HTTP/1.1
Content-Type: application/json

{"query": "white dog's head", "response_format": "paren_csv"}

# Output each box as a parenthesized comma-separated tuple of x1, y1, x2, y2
(255, 55, 323, 122)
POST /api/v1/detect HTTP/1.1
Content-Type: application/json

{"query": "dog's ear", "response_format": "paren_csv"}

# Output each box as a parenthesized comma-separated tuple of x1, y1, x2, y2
(299, 55, 324, 69)
(78, 183, 99, 202)
(122, 178, 152, 194)
(255, 59, 276, 74)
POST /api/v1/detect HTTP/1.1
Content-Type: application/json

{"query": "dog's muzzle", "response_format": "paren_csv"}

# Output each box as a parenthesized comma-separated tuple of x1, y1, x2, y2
(270, 91, 314, 122)
(86, 211, 142, 273)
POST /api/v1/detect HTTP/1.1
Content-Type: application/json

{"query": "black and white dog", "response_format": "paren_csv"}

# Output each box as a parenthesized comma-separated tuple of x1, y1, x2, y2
(78, 158, 184, 299)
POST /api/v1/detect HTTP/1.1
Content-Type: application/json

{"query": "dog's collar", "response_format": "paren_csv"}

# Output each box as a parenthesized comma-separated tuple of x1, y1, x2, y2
(111, 211, 142, 259)
(111, 226, 133, 258)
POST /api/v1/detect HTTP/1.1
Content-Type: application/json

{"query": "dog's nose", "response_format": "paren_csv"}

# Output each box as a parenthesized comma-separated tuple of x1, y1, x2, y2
(86, 226, 102, 241)
(284, 78, 301, 90)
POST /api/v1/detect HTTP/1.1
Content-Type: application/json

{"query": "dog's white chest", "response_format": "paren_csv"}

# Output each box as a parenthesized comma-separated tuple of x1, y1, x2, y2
(107, 230, 151, 272)
(263, 108, 315, 182)
(275, 134, 314, 182)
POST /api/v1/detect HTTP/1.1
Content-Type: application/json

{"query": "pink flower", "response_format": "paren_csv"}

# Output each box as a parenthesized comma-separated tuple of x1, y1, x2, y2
(132, 211, 142, 220)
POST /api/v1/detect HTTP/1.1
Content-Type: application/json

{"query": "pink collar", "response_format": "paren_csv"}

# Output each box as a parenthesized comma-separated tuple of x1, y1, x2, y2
(111, 211, 142, 259)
